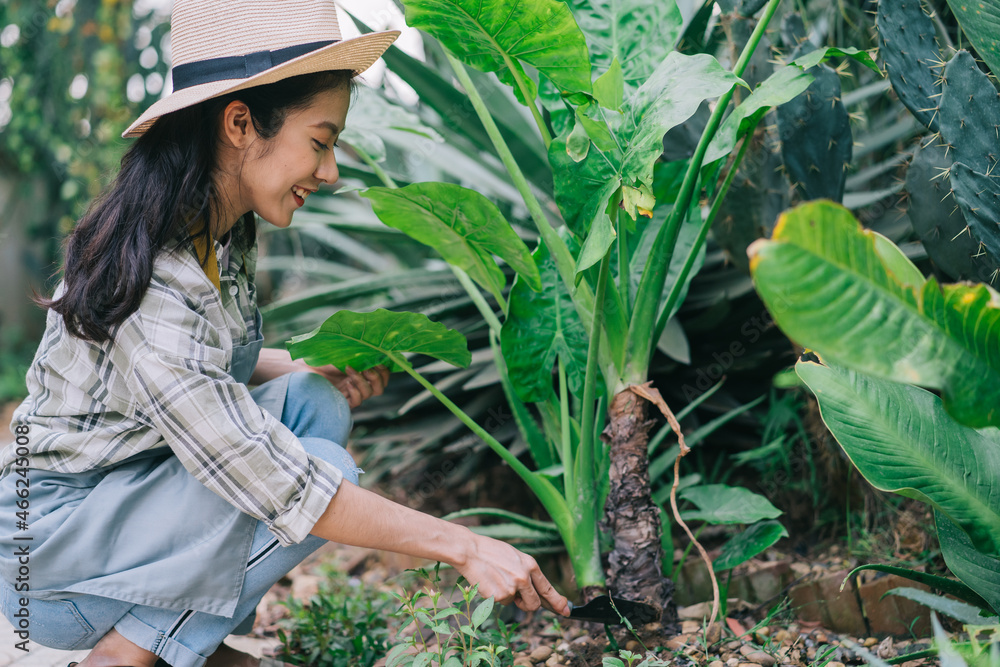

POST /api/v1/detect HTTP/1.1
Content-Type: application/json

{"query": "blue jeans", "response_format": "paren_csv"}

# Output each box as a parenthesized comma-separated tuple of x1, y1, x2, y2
(0, 372, 358, 667)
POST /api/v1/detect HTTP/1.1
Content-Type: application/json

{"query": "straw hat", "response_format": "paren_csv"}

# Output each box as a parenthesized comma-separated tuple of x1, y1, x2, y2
(123, 0, 399, 138)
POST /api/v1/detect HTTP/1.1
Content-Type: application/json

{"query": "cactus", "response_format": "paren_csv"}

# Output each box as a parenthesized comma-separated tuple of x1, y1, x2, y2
(777, 63, 852, 202)
(877, 0, 942, 132)
(949, 162, 1000, 283)
(907, 141, 1000, 282)
(939, 50, 1000, 176)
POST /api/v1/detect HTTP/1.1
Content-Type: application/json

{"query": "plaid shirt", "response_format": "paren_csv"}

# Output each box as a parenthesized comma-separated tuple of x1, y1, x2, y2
(4, 232, 343, 546)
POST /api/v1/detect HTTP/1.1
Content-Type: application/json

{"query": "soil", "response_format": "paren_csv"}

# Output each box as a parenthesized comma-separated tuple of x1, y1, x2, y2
(250, 539, 952, 667)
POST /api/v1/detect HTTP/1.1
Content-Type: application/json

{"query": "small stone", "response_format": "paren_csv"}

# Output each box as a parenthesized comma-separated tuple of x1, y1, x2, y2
(722, 652, 735, 661)
(556, 643, 570, 653)
(666, 635, 692, 651)
(545, 656, 562, 667)
(814, 633, 828, 644)
(726, 659, 740, 667)
(706, 623, 723, 644)
(710, 661, 725, 667)
(877, 637, 898, 660)
(744, 651, 776, 667)
(682, 620, 701, 634)
(757, 627, 772, 638)
(626, 641, 642, 652)
(645, 622, 663, 632)
(514, 658, 534, 667)
(773, 630, 791, 644)
(530, 647, 553, 663)
(738, 662, 763, 667)
(571, 636, 589, 645)
(864, 637, 879, 648)
(827, 662, 845, 667)
(806, 648, 817, 660)
(727, 641, 743, 651)
(739, 645, 755, 657)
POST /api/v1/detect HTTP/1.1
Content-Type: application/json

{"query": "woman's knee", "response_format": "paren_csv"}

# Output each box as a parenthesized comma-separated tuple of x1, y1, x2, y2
(283, 372, 353, 444)
(298, 436, 362, 486)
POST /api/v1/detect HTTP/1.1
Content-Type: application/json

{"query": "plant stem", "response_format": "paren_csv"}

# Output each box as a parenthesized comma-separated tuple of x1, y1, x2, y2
(391, 352, 573, 533)
(654, 125, 756, 342)
(617, 212, 629, 308)
(355, 147, 398, 190)
(626, 0, 782, 380)
(444, 53, 595, 320)
(499, 52, 552, 149)
(451, 265, 506, 328)
(577, 250, 611, 492)
(558, 356, 574, 505)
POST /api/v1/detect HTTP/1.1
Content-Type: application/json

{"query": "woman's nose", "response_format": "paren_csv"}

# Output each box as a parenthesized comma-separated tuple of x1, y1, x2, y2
(315, 151, 339, 184)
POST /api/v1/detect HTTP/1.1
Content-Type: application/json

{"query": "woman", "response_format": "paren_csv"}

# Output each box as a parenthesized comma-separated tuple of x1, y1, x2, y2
(0, 2, 569, 666)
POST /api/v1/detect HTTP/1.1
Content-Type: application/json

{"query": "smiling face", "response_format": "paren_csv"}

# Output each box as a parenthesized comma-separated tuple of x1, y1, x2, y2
(224, 87, 350, 229)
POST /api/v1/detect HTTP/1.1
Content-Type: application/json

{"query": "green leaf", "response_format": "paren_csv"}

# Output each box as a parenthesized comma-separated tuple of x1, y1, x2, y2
(576, 212, 617, 275)
(401, 0, 592, 96)
(621, 52, 745, 186)
(795, 361, 1000, 556)
(944, 0, 1000, 77)
(679, 484, 783, 524)
(937, 510, 1000, 615)
(413, 651, 435, 667)
(286, 309, 471, 372)
(714, 520, 788, 571)
(341, 86, 443, 163)
(501, 241, 589, 402)
(567, 119, 592, 162)
(468, 523, 561, 540)
(845, 563, 992, 611)
(551, 52, 741, 234)
(885, 588, 998, 625)
(749, 200, 1000, 428)
(471, 597, 495, 629)
(705, 65, 814, 163)
(593, 57, 625, 110)
(442, 507, 558, 532)
(362, 183, 541, 302)
(567, 0, 684, 89)
(790, 46, 881, 74)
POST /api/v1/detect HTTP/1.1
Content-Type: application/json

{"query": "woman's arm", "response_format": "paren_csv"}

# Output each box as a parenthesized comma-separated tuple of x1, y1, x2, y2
(251, 348, 389, 408)
(310, 480, 571, 615)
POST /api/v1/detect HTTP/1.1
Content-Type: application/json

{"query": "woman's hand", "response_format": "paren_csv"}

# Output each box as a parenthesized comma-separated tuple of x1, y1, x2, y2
(454, 532, 571, 615)
(250, 349, 389, 409)
(309, 364, 390, 409)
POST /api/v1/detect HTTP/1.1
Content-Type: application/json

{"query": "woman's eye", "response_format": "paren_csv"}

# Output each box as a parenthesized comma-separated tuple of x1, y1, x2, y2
(313, 139, 330, 151)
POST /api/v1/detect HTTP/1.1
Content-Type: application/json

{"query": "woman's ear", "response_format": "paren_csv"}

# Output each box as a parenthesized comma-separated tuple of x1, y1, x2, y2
(220, 100, 255, 148)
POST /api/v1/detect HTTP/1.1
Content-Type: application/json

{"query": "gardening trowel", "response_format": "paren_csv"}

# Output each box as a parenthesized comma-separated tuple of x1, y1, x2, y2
(565, 595, 660, 625)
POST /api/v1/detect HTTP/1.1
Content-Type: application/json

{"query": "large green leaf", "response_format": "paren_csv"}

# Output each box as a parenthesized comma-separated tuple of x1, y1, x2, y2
(566, 0, 684, 88)
(500, 241, 589, 403)
(749, 200, 1000, 428)
(714, 520, 788, 571)
(621, 52, 744, 186)
(361, 183, 541, 303)
(944, 0, 1000, 78)
(679, 484, 782, 525)
(401, 0, 592, 96)
(886, 588, 997, 625)
(551, 51, 742, 234)
(846, 563, 992, 610)
(937, 510, 1000, 615)
(796, 360, 1000, 556)
(286, 309, 471, 372)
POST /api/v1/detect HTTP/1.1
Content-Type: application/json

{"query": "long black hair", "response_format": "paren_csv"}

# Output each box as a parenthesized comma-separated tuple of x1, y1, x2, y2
(41, 69, 354, 343)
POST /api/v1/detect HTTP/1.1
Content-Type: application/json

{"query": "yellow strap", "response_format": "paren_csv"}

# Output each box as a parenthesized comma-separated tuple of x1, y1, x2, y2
(192, 233, 221, 293)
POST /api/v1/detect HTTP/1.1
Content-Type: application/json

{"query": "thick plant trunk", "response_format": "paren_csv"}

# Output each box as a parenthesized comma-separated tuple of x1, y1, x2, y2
(603, 389, 677, 624)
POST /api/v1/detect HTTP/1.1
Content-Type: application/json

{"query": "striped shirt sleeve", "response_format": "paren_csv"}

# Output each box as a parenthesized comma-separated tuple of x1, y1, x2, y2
(108, 257, 344, 546)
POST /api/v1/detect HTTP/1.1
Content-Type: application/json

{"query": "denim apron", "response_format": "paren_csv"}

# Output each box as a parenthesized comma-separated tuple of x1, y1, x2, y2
(0, 313, 274, 618)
